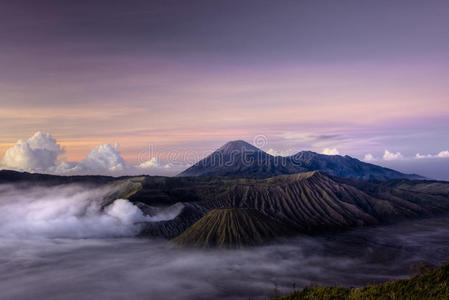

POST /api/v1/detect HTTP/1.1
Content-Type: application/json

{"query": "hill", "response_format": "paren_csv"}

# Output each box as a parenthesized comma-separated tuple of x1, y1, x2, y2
(177, 140, 422, 181)
(172, 208, 294, 248)
(274, 262, 449, 300)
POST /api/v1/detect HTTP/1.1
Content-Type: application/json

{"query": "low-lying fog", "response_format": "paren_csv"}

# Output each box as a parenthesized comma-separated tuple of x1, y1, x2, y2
(1, 184, 449, 300)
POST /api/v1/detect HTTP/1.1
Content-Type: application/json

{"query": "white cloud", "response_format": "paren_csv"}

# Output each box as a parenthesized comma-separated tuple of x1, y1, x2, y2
(0, 132, 64, 172)
(0, 132, 127, 175)
(437, 150, 449, 158)
(138, 157, 173, 169)
(39, 143, 128, 175)
(266, 148, 279, 156)
(383, 150, 403, 161)
(414, 151, 449, 159)
(79, 143, 126, 171)
(266, 148, 296, 157)
(0, 132, 180, 176)
(363, 153, 374, 161)
(138, 157, 161, 168)
(415, 153, 433, 159)
(321, 148, 339, 155)
(0, 184, 183, 239)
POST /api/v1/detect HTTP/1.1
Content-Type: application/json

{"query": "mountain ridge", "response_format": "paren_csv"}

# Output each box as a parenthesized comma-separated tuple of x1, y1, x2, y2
(177, 140, 423, 181)
(137, 171, 449, 246)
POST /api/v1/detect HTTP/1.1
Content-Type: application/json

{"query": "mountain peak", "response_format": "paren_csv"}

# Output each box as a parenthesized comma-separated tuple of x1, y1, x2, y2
(217, 140, 261, 153)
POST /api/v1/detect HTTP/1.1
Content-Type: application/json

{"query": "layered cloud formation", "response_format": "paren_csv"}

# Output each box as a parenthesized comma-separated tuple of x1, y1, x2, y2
(0, 132, 173, 176)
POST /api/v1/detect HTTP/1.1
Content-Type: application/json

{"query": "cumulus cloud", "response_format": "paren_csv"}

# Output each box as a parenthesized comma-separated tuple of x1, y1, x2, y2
(266, 148, 296, 157)
(321, 148, 339, 155)
(0, 132, 179, 176)
(0, 133, 128, 175)
(363, 153, 374, 161)
(414, 151, 449, 159)
(415, 153, 433, 159)
(266, 148, 280, 156)
(0, 132, 64, 172)
(437, 150, 449, 158)
(138, 157, 173, 169)
(79, 143, 126, 171)
(383, 150, 403, 161)
(139, 157, 161, 168)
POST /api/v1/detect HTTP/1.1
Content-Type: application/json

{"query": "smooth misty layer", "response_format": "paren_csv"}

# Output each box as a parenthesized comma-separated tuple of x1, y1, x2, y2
(1, 216, 449, 300)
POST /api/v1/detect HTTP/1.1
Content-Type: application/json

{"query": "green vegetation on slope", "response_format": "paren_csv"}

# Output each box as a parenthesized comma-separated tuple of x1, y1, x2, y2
(275, 263, 449, 300)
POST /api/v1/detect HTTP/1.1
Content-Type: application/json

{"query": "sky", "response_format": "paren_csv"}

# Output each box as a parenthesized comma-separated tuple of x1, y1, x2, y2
(0, 0, 448, 179)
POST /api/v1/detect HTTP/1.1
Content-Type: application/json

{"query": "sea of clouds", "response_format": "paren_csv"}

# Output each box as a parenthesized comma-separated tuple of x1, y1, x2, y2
(0, 183, 181, 239)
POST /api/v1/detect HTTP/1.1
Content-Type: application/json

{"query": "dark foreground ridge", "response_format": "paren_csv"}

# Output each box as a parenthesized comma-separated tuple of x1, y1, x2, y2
(177, 140, 423, 181)
(275, 262, 449, 300)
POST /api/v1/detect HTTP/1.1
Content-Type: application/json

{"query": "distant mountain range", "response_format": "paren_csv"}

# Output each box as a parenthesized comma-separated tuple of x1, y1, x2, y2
(177, 140, 423, 181)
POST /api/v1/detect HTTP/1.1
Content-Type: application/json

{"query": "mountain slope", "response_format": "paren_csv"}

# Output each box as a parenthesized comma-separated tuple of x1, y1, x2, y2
(139, 203, 207, 239)
(191, 171, 430, 232)
(177, 140, 422, 180)
(178, 140, 278, 177)
(126, 171, 449, 240)
(172, 208, 293, 248)
(276, 263, 449, 300)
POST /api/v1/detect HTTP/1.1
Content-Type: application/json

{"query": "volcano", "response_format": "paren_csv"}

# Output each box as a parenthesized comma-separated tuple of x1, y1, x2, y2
(178, 140, 422, 181)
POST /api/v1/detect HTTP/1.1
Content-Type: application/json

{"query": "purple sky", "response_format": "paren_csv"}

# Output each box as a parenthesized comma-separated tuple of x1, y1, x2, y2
(1, 0, 449, 179)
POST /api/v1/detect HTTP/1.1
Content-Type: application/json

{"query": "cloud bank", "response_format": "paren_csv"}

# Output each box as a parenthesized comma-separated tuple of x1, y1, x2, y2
(416, 150, 449, 159)
(0, 132, 175, 176)
(363, 150, 449, 162)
